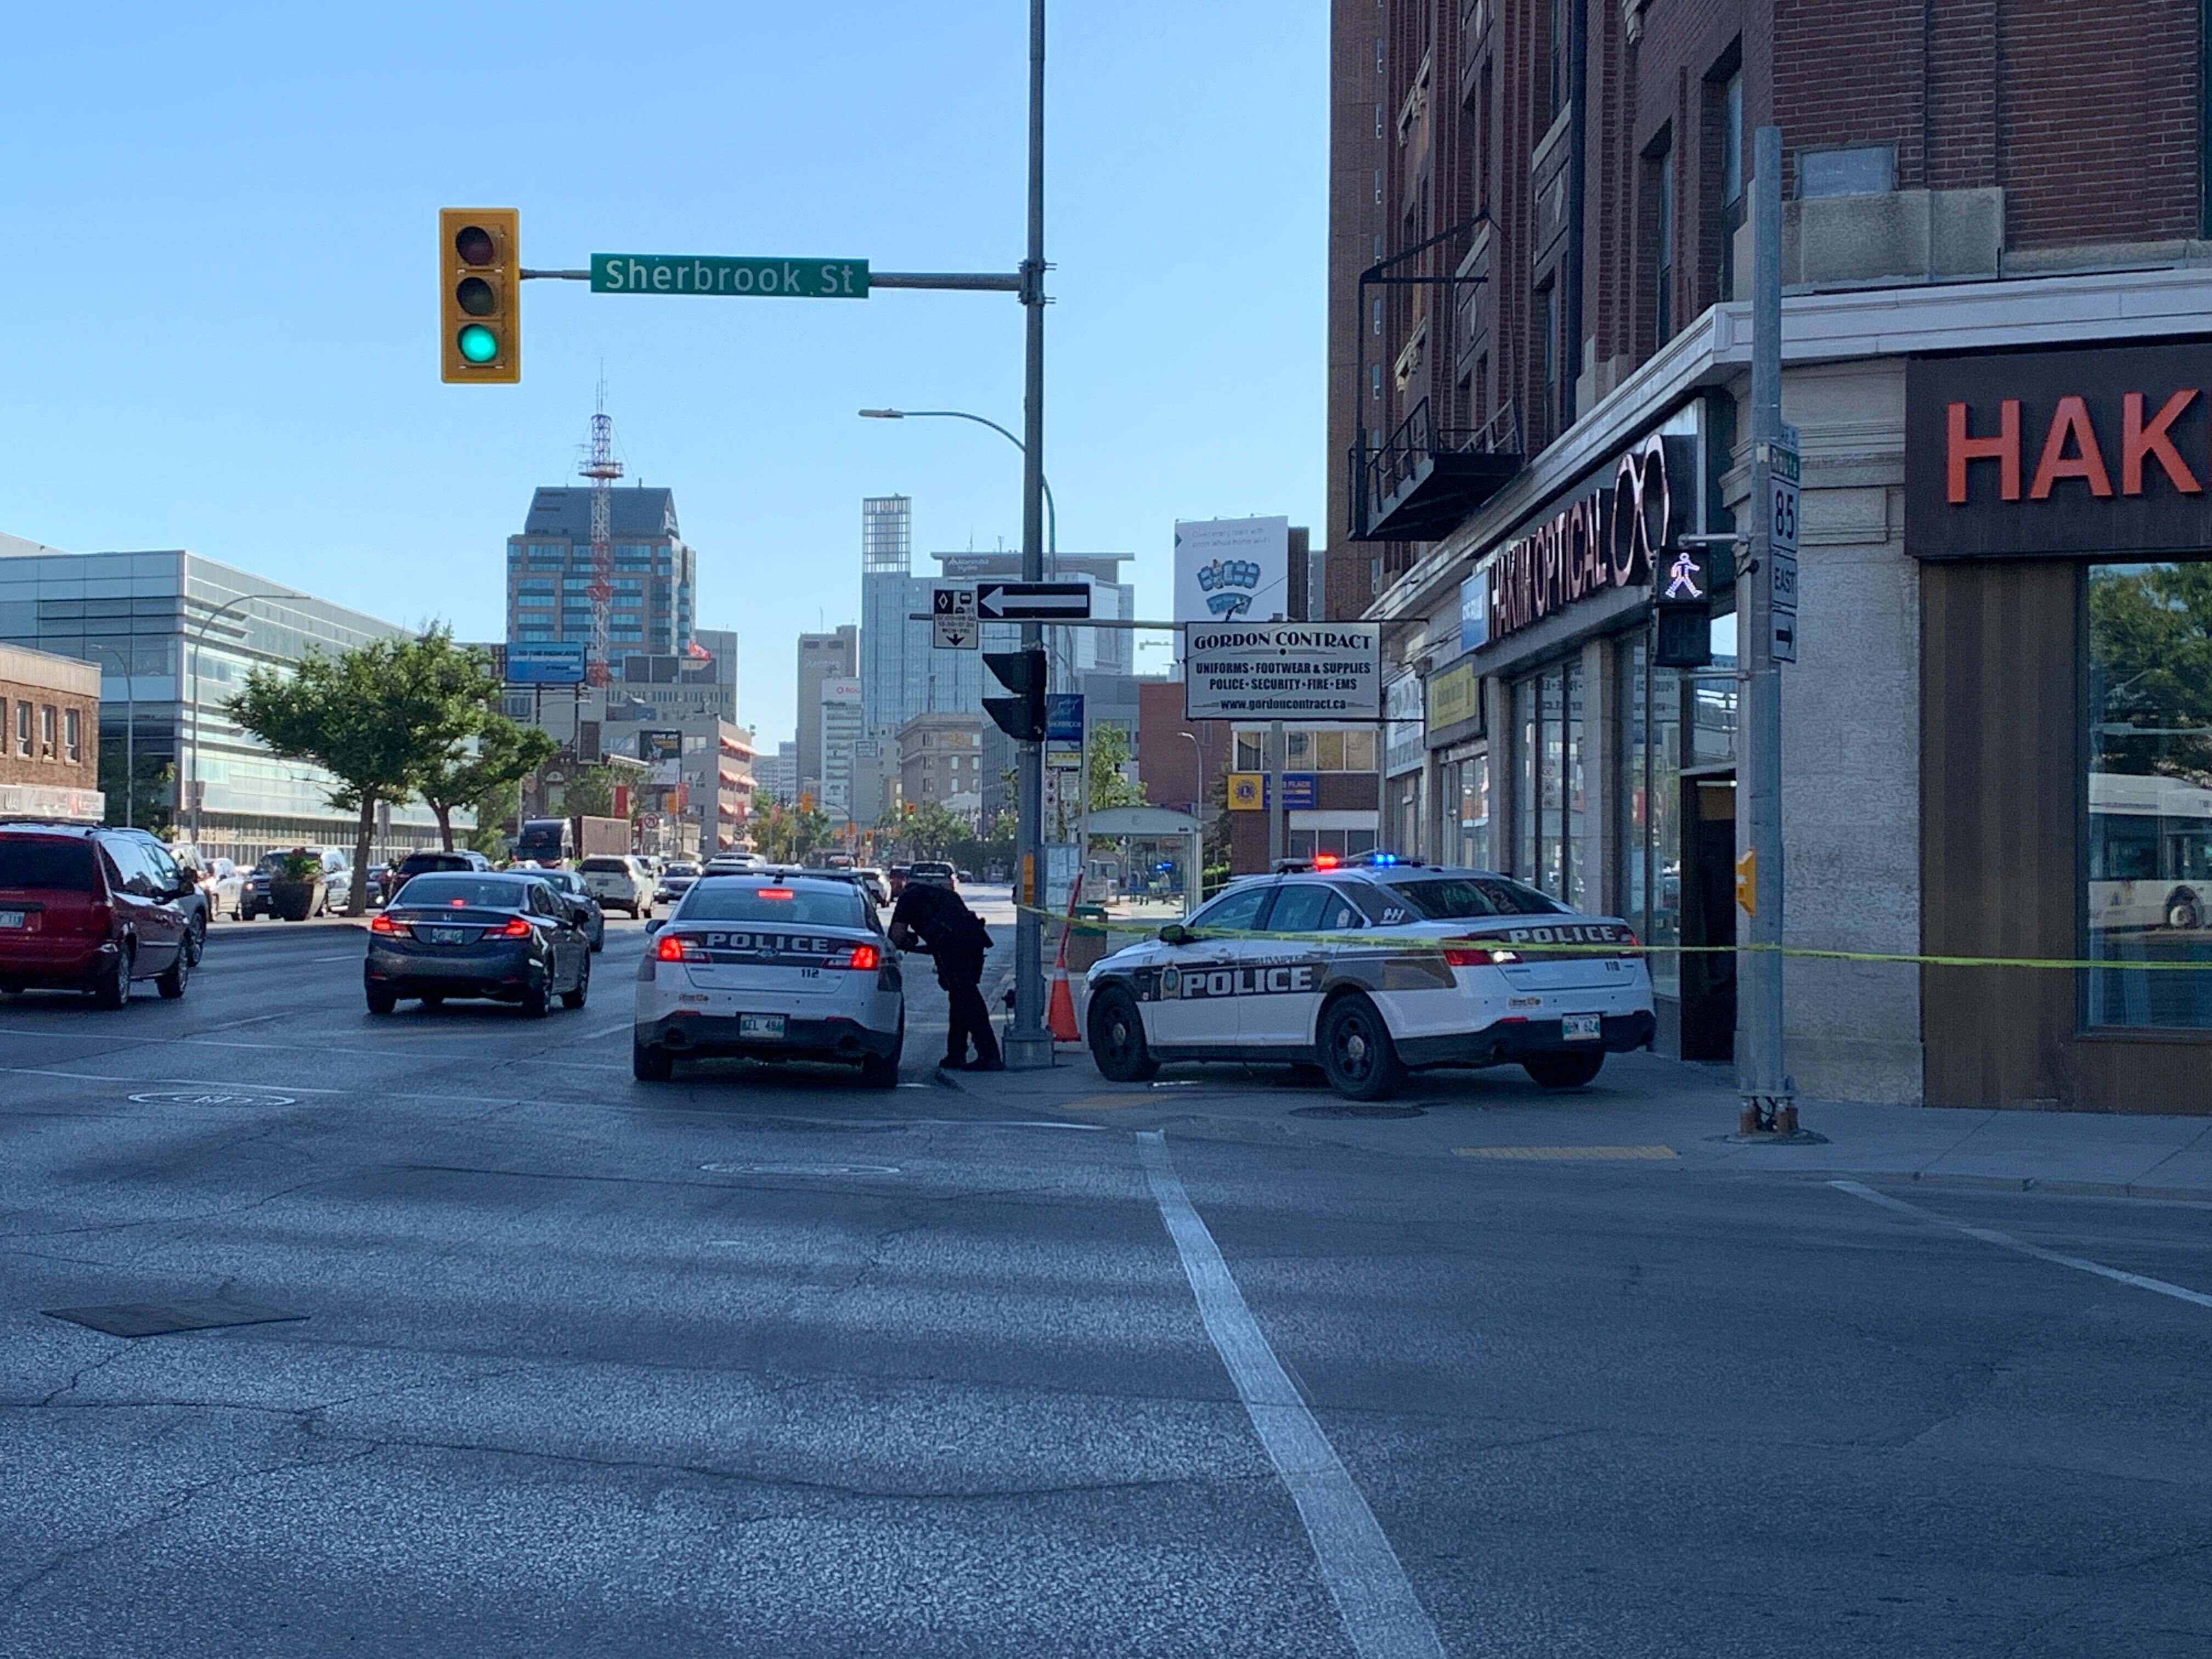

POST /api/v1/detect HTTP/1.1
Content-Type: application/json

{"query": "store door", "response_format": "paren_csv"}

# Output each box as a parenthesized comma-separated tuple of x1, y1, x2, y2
(1679, 776, 1737, 1062)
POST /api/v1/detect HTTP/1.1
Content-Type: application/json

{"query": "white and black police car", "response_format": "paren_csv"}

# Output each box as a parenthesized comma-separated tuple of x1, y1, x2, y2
(1084, 854, 1654, 1099)
(634, 873, 904, 1086)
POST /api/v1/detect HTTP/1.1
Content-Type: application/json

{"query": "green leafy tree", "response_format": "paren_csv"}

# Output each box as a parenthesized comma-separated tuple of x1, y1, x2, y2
(421, 713, 557, 853)
(563, 764, 623, 822)
(754, 797, 833, 862)
(224, 630, 485, 912)
(902, 800, 970, 860)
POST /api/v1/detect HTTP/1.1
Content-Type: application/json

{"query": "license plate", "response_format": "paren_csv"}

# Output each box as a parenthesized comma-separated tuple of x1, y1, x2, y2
(426, 927, 469, 945)
(1562, 1013, 1602, 1041)
(0, 911, 23, 928)
(738, 1013, 786, 1039)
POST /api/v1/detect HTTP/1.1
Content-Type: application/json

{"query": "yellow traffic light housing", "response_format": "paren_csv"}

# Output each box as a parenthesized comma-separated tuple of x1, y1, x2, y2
(439, 208, 520, 383)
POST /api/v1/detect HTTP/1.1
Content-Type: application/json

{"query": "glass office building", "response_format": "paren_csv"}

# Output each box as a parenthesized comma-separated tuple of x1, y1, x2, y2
(0, 546, 445, 856)
(506, 487, 696, 655)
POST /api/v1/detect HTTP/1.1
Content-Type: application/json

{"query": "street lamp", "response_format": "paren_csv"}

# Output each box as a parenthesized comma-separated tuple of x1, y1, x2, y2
(857, 408, 1057, 565)
(186, 591, 296, 844)
(81, 641, 135, 829)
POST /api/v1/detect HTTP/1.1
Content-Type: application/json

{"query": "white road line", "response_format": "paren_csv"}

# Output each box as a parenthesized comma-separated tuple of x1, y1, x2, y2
(1136, 1130, 1446, 1659)
(578, 1021, 633, 1040)
(1831, 1180, 2212, 1311)
(2, 1066, 346, 1094)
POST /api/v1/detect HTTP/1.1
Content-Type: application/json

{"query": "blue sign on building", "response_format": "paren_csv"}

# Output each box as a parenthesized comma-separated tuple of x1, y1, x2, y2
(506, 642, 588, 685)
(1046, 692, 1085, 743)
(1460, 567, 1489, 655)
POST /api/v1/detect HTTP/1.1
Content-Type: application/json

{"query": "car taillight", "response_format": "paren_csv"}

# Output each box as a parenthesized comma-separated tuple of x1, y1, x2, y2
(657, 933, 708, 963)
(494, 916, 532, 938)
(837, 943, 881, 970)
(1442, 941, 1520, 967)
(369, 912, 405, 935)
(1617, 929, 1643, 959)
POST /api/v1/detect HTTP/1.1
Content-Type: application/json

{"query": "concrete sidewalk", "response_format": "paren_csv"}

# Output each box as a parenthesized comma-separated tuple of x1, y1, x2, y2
(939, 1045, 2212, 1201)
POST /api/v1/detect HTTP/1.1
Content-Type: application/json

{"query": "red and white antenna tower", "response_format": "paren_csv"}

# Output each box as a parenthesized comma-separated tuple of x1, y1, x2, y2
(579, 382, 624, 687)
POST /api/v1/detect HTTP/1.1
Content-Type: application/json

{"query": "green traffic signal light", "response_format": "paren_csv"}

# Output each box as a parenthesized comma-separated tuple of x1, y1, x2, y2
(456, 324, 499, 364)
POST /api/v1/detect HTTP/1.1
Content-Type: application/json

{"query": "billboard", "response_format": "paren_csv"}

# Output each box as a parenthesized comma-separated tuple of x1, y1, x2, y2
(505, 642, 588, 685)
(1183, 623, 1381, 721)
(1174, 517, 1291, 624)
(637, 729, 684, 764)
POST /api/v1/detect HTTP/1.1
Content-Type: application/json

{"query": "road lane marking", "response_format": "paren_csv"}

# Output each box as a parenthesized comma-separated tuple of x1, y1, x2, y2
(1831, 1180, 2212, 1311)
(1454, 1144, 1678, 1161)
(578, 1021, 633, 1040)
(1137, 1130, 1446, 1659)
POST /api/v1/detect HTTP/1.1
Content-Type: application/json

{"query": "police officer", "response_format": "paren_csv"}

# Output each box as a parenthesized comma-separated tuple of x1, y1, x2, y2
(888, 877, 1002, 1071)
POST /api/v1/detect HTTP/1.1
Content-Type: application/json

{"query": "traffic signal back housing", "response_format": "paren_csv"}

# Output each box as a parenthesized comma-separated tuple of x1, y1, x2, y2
(983, 646, 1048, 743)
(440, 208, 520, 383)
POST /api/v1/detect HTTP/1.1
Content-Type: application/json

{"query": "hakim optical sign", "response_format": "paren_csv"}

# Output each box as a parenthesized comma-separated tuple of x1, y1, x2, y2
(439, 209, 520, 384)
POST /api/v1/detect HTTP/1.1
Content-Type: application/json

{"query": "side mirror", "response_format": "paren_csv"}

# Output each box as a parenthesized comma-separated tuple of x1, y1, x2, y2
(1158, 923, 1192, 947)
(645, 917, 664, 935)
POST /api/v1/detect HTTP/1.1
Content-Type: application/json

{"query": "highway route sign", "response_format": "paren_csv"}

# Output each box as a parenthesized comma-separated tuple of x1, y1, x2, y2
(976, 582, 1090, 621)
(932, 586, 978, 650)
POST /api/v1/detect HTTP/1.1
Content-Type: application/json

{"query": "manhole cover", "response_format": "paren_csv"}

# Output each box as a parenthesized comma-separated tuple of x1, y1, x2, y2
(699, 1162, 902, 1177)
(129, 1090, 299, 1108)
(1289, 1104, 1428, 1120)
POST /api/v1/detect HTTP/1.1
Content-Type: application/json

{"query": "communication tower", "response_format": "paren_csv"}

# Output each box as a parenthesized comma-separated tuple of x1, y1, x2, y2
(579, 385, 624, 686)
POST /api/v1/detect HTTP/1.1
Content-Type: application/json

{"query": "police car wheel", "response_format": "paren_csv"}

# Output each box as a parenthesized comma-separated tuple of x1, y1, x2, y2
(858, 1021, 903, 1090)
(632, 1037, 674, 1082)
(1088, 985, 1159, 1082)
(1319, 994, 1405, 1101)
(1523, 1052, 1604, 1090)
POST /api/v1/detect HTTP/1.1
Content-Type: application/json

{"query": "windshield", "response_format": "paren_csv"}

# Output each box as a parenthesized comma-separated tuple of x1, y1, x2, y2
(665, 864, 700, 877)
(1380, 876, 1567, 919)
(394, 877, 533, 910)
(677, 882, 867, 929)
(0, 838, 96, 891)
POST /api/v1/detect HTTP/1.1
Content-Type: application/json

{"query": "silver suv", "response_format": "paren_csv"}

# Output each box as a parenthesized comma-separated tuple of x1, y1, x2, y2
(577, 855, 654, 918)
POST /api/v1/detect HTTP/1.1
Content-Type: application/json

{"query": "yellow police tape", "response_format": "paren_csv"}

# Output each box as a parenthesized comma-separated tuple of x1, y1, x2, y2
(1014, 902, 2212, 972)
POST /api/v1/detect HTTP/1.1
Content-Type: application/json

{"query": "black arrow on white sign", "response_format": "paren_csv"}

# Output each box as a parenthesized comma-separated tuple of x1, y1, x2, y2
(975, 582, 1091, 620)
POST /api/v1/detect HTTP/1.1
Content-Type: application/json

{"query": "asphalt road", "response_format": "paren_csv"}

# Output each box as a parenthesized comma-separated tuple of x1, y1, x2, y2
(3, 899, 2209, 1657)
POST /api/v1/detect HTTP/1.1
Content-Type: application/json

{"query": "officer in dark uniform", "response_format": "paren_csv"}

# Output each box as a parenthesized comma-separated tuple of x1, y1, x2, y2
(888, 878, 1003, 1071)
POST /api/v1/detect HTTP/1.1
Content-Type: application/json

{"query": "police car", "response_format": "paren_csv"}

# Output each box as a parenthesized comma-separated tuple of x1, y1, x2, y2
(633, 873, 905, 1086)
(1084, 855, 1654, 1099)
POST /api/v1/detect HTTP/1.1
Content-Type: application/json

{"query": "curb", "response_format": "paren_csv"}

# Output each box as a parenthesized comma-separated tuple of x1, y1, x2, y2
(204, 919, 366, 941)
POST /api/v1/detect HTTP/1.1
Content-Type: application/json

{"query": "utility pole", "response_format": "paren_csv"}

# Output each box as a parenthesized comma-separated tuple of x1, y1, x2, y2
(1005, 0, 1053, 1069)
(1737, 125, 1796, 1136)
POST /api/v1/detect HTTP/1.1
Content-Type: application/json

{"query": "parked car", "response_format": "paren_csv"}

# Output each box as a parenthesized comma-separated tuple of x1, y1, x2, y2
(0, 823, 195, 1006)
(239, 847, 352, 920)
(578, 854, 655, 918)
(853, 866, 890, 907)
(114, 831, 211, 962)
(202, 856, 245, 919)
(534, 868, 606, 951)
(364, 871, 592, 1017)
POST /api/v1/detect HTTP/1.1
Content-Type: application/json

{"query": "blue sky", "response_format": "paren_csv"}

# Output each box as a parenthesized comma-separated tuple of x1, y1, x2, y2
(0, 2, 1328, 744)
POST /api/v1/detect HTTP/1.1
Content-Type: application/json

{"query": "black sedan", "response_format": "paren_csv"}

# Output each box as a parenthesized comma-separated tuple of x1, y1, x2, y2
(532, 868, 607, 952)
(364, 872, 591, 1017)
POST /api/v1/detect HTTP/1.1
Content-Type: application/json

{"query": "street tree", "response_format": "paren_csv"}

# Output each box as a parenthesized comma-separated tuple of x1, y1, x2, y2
(225, 630, 487, 912)
(420, 712, 557, 853)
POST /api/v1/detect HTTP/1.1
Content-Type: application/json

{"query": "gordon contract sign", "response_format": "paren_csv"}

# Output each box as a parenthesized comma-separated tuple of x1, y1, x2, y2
(1184, 624, 1381, 721)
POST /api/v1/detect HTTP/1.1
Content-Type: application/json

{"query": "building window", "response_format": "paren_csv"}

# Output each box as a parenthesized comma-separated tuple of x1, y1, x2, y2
(1549, 0, 1568, 122)
(1652, 139, 1675, 343)
(1476, 59, 1494, 213)
(1535, 283, 1558, 442)
(1717, 67, 1745, 298)
(1800, 145, 1895, 199)
(1374, 167, 1384, 207)
(2086, 562, 2212, 1028)
(10, 701, 26, 758)
(1372, 297, 1383, 336)
(1510, 660, 1585, 907)
(40, 704, 58, 759)
(1619, 635, 1684, 1000)
(1371, 363, 1383, 400)
(1233, 730, 1376, 772)
(63, 707, 81, 763)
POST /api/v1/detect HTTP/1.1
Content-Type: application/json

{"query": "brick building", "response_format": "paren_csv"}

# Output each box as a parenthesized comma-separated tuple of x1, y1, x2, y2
(0, 641, 102, 820)
(1331, 1, 2212, 1111)
(898, 713, 986, 817)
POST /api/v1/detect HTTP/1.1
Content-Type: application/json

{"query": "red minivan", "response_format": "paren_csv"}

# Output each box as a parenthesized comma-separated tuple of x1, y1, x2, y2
(0, 824, 194, 1007)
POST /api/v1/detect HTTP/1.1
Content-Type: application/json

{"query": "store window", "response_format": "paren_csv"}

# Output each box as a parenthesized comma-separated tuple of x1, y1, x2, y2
(2086, 562, 2212, 1029)
(1439, 754, 1491, 869)
(1509, 660, 1586, 907)
(1619, 636, 1685, 998)
(1690, 610, 1738, 764)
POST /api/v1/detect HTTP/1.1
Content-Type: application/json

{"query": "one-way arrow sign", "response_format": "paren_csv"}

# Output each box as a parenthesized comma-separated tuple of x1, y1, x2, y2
(975, 581, 1090, 621)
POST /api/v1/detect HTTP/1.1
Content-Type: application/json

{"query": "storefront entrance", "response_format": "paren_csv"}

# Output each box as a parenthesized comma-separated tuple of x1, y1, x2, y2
(1679, 774, 1737, 1062)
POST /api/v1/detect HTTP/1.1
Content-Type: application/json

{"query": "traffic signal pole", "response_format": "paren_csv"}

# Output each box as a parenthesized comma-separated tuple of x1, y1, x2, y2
(1736, 125, 1795, 1135)
(1006, 0, 1053, 1069)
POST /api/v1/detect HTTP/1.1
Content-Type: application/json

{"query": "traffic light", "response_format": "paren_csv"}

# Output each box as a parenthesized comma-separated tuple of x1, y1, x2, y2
(1652, 538, 1714, 669)
(439, 208, 520, 383)
(983, 646, 1048, 743)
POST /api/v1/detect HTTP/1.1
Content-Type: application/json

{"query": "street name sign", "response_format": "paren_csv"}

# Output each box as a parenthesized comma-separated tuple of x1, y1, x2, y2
(590, 255, 870, 298)
(931, 586, 978, 650)
(1184, 623, 1381, 721)
(976, 582, 1090, 621)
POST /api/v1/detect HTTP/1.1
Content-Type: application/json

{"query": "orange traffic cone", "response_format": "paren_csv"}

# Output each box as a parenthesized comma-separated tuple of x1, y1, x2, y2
(1047, 965, 1081, 1043)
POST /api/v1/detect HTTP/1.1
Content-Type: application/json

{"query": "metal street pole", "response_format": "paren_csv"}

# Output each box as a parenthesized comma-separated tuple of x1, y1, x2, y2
(84, 642, 134, 829)
(1005, 0, 1053, 1069)
(1737, 125, 1794, 1135)
(1267, 720, 1285, 867)
(186, 591, 294, 847)
(856, 409, 1057, 567)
